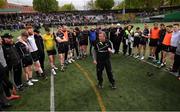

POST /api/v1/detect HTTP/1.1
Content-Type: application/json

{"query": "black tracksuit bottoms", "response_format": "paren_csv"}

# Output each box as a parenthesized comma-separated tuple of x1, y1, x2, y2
(96, 59, 115, 85)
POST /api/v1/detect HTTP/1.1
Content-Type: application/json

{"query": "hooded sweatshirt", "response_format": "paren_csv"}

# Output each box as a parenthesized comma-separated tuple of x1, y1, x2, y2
(175, 38, 180, 55)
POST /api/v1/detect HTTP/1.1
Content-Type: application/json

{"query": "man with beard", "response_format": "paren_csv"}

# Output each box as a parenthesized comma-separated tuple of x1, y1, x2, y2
(1, 33, 21, 99)
(0, 36, 12, 110)
(26, 25, 44, 80)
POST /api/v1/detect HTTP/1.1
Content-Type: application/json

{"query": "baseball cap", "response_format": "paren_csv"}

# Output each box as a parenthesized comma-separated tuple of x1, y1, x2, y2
(1, 33, 13, 39)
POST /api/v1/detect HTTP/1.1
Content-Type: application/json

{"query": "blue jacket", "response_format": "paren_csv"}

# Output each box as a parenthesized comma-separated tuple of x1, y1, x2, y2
(89, 31, 96, 41)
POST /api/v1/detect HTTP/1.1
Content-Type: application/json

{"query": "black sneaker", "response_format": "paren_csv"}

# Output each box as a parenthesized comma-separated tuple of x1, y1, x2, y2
(36, 71, 41, 78)
(110, 84, 117, 89)
(17, 85, 24, 91)
(64, 61, 69, 65)
(97, 83, 103, 89)
(41, 73, 47, 79)
(1, 103, 12, 108)
(23, 82, 28, 87)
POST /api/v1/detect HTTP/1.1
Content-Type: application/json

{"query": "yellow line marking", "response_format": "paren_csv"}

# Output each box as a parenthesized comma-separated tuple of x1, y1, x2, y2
(74, 62, 106, 112)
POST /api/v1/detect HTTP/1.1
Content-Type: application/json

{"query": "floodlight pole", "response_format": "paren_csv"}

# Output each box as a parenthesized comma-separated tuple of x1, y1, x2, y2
(122, 0, 126, 21)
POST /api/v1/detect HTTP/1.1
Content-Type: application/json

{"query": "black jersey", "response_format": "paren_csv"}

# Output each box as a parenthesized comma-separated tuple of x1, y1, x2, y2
(68, 32, 76, 44)
(81, 30, 89, 41)
(94, 40, 113, 61)
(15, 41, 31, 58)
(142, 28, 149, 37)
(2, 43, 21, 67)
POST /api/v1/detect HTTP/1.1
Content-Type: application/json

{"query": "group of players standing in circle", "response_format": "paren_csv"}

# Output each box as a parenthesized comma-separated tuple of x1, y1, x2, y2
(0, 23, 180, 107)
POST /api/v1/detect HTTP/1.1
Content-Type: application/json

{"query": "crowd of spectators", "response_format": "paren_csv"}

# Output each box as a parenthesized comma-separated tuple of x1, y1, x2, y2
(0, 13, 118, 31)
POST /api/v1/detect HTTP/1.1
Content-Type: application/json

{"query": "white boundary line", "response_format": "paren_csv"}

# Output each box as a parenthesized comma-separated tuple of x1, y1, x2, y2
(50, 73, 55, 112)
(133, 56, 179, 77)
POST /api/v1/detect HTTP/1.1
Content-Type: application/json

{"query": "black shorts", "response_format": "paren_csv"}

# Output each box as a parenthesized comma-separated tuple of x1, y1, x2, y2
(70, 43, 76, 50)
(79, 40, 88, 46)
(31, 51, 39, 62)
(47, 49, 57, 56)
(90, 41, 96, 46)
(133, 37, 140, 47)
(139, 37, 148, 45)
(149, 39, 158, 47)
(162, 44, 170, 52)
(58, 42, 69, 54)
(22, 55, 33, 68)
(170, 46, 177, 53)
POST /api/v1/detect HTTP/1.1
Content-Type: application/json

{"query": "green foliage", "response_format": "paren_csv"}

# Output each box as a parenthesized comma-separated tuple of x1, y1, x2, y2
(113, 1, 124, 10)
(168, 0, 180, 6)
(95, 0, 115, 10)
(0, 0, 5, 8)
(33, 0, 59, 12)
(86, 0, 99, 10)
(114, 0, 180, 10)
(59, 3, 76, 11)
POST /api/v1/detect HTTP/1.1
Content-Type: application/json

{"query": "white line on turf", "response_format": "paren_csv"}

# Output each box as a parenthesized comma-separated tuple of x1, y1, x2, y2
(135, 57, 179, 77)
(50, 73, 55, 112)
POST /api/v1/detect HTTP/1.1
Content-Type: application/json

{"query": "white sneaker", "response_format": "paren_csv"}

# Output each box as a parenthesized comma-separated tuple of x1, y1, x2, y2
(160, 63, 164, 67)
(161, 62, 166, 67)
(51, 69, 56, 75)
(71, 58, 75, 62)
(160, 63, 166, 67)
(27, 80, 33, 86)
(31, 78, 39, 82)
(68, 60, 72, 64)
(135, 55, 140, 58)
(76, 56, 80, 60)
(53, 66, 58, 70)
(141, 56, 145, 60)
(152, 56, 155, 60)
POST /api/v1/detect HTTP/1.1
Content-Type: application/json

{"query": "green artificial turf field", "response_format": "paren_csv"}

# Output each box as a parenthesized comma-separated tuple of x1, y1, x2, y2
(7, 55, 180, 111)
(1, 22, 180, 111)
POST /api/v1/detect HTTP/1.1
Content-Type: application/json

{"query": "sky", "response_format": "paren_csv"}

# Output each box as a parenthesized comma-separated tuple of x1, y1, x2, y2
(7, 0, 122, 10)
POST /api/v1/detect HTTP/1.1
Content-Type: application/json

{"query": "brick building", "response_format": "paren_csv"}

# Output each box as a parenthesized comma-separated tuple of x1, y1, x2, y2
(0, 0, 36, 14)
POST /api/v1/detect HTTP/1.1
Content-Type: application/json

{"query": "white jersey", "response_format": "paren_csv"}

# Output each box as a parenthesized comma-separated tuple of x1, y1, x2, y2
(171, 31, 180, 47)
(27, 35, 38, 52)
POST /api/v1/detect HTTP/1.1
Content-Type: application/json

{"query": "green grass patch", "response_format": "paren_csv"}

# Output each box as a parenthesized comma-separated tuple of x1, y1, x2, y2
(77, 55, 180, 111)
